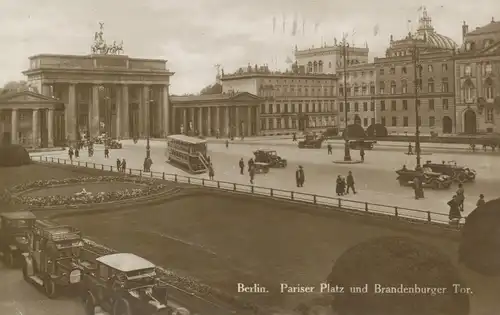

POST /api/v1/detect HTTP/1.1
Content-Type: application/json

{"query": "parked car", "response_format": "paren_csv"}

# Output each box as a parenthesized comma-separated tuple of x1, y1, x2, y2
(81, 252, 188, 315)
(22, 221, 84, 298)
(423, 160, 476, 183)
(298, 134, 324, 149)
(253, 162, 270, 174)
(106, 139, 123, 149)
(396, 167, 453, 189)
(348, 140, 376, 150)
(0, 211, 36, 267)
(253, 149, 287, 168)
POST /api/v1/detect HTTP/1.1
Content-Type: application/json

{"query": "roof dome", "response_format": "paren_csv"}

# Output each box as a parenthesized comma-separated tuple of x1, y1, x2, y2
(414, 8, 457, 50)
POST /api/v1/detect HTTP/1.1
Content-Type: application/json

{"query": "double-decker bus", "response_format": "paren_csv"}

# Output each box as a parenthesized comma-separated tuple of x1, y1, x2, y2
(165, 135, 209, 174)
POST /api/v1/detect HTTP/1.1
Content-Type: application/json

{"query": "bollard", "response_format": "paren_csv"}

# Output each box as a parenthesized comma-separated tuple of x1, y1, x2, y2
(150, 172, 153, 178)
(365, 202, 369, 211)
(57, 158, 60, 163)
(85, 162, 88, 168)
(139, 170, 142, 177)
(78, 161, 81, 167)
(251, 186, 254, 193)
(217, 181, 220, 188)
(233, 183, 236, 191)
(338, 199, 341, 207)
(188, 177, 190, 184)
(93, 163, 96, 169)
(64, 159, 67, 165)
(39, 156, 42, 161)
(313, 195, 317, 204)
(394, 207, 399, 217)
(174, 174, 178, 182)
(129, 169, 132, 175)
(101, 165, 104, 170)
(162, 172, 165, 180)
(427, 211, 431, 222)
(110, 166, 113, 172)
(202, 179, 205, 186)
(291, 191, 294, 200)
(270, 189, 273, 197)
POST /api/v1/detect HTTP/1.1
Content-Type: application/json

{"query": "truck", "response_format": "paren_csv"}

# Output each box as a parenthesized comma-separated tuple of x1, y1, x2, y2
(22, 220, 85, 298)
(0, 211, 36, 268)
(81, 252, 189, 315)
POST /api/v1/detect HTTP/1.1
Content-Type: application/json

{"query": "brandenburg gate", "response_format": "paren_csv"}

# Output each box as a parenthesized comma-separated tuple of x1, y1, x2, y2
(22, 23, 173, 143)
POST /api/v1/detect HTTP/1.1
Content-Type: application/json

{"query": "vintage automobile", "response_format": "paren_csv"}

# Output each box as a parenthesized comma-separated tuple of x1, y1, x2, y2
(81, 252, 189, 315)
(0, 211, 36, 268)
(105, 139, 123, 149)
(253, 162, 270, 174)
(422, 160, 476, 183)
(396, 167, 453, 189)
(253, 149, 287, 168)
(22, 221, 84, 298)
(298, 134, 324, 149)
(348, 140, 376, 150)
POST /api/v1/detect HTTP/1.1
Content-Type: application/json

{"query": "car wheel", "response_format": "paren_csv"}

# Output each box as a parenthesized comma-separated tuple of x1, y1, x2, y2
(112, 298, 132, 315)
(5, 251, 15, 268)
(457, 173, 467, 183)
(83, 292, 97, 315)
(431, 180, 439, 190)
(44, 277, 58, 299)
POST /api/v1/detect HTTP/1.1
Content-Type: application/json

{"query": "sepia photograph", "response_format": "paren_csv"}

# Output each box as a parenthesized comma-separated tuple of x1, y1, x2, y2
(0, 0, 499, 314)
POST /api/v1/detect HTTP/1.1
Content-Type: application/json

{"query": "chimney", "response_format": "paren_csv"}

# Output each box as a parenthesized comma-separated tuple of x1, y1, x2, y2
(462, 21, 469, 41)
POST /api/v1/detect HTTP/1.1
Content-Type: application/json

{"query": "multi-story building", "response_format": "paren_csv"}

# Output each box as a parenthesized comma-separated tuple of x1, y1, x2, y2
(374, 8, 456, 135)
(337, 62, 377, 129)
(295, 43, 369, 75)
(454, 19, 500, 134)
(220, 64, 337, 135)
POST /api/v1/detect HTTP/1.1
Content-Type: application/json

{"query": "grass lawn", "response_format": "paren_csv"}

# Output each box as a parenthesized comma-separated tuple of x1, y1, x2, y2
(54, 193, 500, 313)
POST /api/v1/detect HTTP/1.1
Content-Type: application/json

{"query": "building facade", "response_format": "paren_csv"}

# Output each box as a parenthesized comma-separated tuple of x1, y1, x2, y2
(374, 9, 456, 135)
(454, 19, 500, 134)
(295, 43, 369, 75)
(169, 92, 262, 137)
(220, 64, 337, 135)
(337, 62, 377, 128)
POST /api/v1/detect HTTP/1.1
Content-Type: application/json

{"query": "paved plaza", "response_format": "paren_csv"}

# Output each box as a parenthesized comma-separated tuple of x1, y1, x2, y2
(33, 139, 500, 221)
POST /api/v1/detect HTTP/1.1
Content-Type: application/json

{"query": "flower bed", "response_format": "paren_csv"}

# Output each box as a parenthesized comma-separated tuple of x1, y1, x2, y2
(9, 176, 168, 207)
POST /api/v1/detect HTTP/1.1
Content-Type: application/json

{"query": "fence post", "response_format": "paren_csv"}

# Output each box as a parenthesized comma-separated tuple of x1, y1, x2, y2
(233, 183, 236, 191)
(251, 186, 254, 193)
(202, 179, 205, 186)
(174, 174, 178, 182)
(188, 177, 190, 184)
(217, 181, 220, 188)
(313, 195, 317, 204)
(338, 199, 341, 207)
(270, 189, 273, 197)
(162, 172, 165, 180)
(101, 165, 104, 170)
(365, 202, 369, 212)
(57, 158, 60, 163)
(39, 156, 42, 161)
(129, 169, 132, 175)
(291, 191, 294, 200)
(150, 172, 153, 178)
(93, 163, 96, 169)
(111, 166, 113, 172)
(427, 211, 431, 222)
(85, 162, 88, 168)
(77, 161, 80, 167)
(394, 207, 399, 217)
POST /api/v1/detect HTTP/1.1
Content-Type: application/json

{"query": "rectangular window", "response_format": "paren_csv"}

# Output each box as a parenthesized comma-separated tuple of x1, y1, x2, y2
(260, 119, 266, 130)
(390, 67, 395, 74)
(354, 103, 359, 112)
(363, 102, 368, 111)
(277, 119, 282, 129)
(370, 102, 375, 111)
(380, 101, 386, 111)
(363, 118, 368, 126)
(391, 116, 397, 126)
(429, 99, 435, 110)
(442, 63, 448, 72)
(268, 104, 273, 114)
(391, 100, 397, 111)
(402, 100, 408, 110)
(371, 117, 375, 125)
(268, 118, 273, 129)
(284, 104, 289, 113)
(443, 99, 449, 110)
(486, 109, 494, 122)
(339, 102, 344, 112)
(370, 85, 375, 94)
(346, 103, 351, 112)
(260, 104, 266, 113)
(429, 116, 435, 127)
(380, 68, 385, 75)
(403, 116, 409, 126)
(381, 117, 386, 126)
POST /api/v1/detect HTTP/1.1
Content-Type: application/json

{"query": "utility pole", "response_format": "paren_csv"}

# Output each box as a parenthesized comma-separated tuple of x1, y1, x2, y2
(341, 37, 352, 161)
(412, 41, 423, 169)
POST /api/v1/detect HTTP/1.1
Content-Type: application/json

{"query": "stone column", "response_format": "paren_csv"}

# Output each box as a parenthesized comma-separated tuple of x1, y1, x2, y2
(170, 107, 176, 134)
(90, 84, 100, 138)
(224, 106, 230, 136)
(121, 85, 129, 138)
(32, 109, 39, 147)
(190, 107, 195, 132)
(66, 84, 77, 141)
(247, 107, 252, 136)
(215, 106, 220, 134)
(142, 85, 150, 137)
(273, 118, 277, 129)
(256, 107, 261, 135)
(235, 107, 240, 136)
(47, 109, 54, 147)
(182, 108, 187, 133)
(162, 85, 170, 136)
(288, 117, 292, 131)
(197, 107, 203, 135)
(115, 87, 122, 139)
(207, 107, 212, 136)
(11, 109, 18, 144)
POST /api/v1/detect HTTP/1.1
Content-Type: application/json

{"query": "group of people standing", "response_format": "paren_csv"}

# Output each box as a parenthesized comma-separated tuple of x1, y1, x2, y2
(68, 141, 95, 161)
(335, 171, 356, 195)
(239, 158, 256, 184)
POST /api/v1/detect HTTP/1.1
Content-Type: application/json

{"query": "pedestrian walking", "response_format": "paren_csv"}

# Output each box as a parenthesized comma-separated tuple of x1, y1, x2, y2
(327, 144, 333, 155)
(448, 195, 461, 225)
(346, 171, 356, 194)
(336, 175, 344, 196)
(360, 147, 365, 162)
(116, 158, 121, 172)
(239, 158, 245, 175)
(247, 158, 254, 172)
(104, 147, 110, 159)
(68, 147, 74, 161)
(476, 194, 486, 207)
(249, 165, 255, 184)
(225, 140, 229, 148)
(456, 183, 465, 212)
(75, 148, 79, 158)
(292, 133, 297, 141)
(408, 143, 413, 155)
(413, 175, 423, 199)
(295, 165, 305, 187)
(208, 164, 215, 180)
(121, 158, 127, 172)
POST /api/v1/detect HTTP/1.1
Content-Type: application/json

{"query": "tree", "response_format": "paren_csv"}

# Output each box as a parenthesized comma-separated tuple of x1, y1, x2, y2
(0, 80, 29, 95)
(199, 83, 222, 95)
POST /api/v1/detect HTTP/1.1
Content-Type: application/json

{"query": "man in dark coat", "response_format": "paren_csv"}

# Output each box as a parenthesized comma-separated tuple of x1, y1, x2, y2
(239, 158, 245, 175)
(116, 158, 121, 172)
(249, 165, 255, 184)
(327, 144, 333, 155)
(296, 166, 305, 187)
(346, 171, 356, 194)
(360, 147, 365, 162)
(248, 158, 254, 172)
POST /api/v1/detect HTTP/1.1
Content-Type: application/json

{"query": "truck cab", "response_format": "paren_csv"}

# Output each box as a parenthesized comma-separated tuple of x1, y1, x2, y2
(0, 211, 36, 267)
(82, 252, 189, 315)
(22, 220, 84, 298)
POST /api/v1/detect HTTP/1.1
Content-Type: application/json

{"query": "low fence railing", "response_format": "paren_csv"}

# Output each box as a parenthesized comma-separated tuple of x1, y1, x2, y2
(31, 156, 457, 227)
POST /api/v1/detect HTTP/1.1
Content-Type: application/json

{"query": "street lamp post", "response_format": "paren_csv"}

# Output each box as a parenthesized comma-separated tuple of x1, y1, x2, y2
(341, 40, 352, 161)
(146, 89, 152, 159)
(412, 42, 423, 169)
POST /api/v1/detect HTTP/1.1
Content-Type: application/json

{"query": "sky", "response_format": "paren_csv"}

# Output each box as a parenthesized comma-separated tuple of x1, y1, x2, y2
(0, 0, 498, 95)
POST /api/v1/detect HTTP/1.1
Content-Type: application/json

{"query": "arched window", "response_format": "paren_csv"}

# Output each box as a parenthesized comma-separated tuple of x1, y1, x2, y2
(402, 80, 408, 94)
(463, 79, 475, 101)
(313, 61, 318, 73)
(441, 78, 449, 92)
(485, 78, 494, 99)
(318, 61, 323, 73)
(307, 62, 313, 73)
(390, 81, 396, 94)
(379, 81, 385, 94)
(428, 78, 434, 93)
